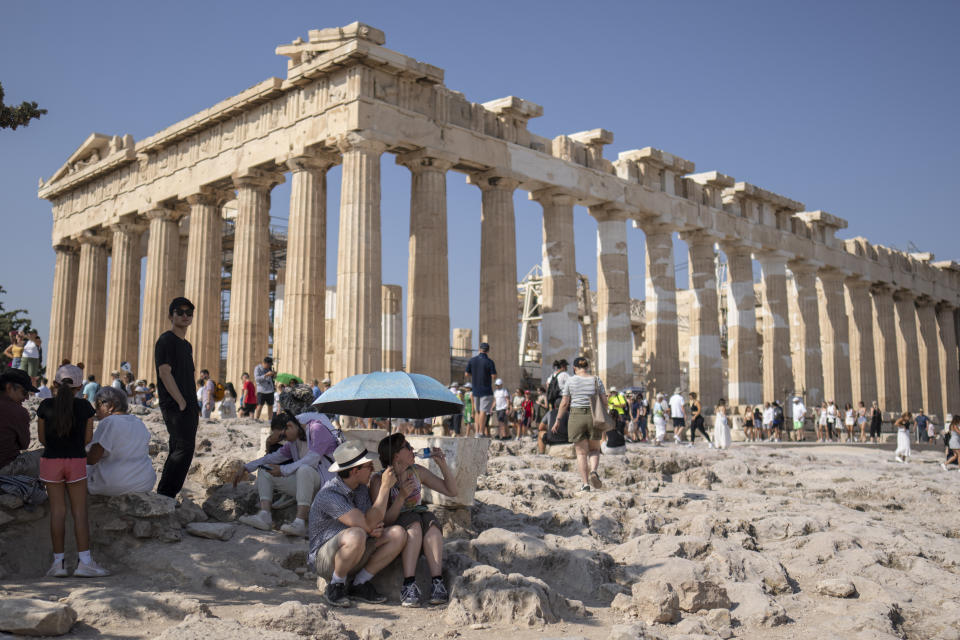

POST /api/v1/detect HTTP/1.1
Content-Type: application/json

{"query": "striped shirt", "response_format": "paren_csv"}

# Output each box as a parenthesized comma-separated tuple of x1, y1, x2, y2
(562, 374, 604, 408)
(307, 476, 373, 567)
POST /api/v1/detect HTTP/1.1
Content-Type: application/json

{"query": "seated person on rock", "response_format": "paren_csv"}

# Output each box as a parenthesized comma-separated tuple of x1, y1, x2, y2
(0, 369, 37, 476)
(278, 383, 342, 444)
(308, 441, 406, 608)
(235, 411, 337, 536)
(372, 433, 458, 607)
(86, 386, 156, 495)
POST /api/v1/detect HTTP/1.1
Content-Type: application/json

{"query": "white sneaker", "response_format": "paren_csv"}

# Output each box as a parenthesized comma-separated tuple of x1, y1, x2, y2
(280, 520, 307, 537)
(239, 511, 273, 531)
(707, 442, 714, 449)
(674, 435, 682, 444)
(46, 559, 69, 578)
(74, 559, 110, 578)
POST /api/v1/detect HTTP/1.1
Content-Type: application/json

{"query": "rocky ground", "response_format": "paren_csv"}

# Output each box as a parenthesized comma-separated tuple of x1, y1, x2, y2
(2, 406, 959, 639)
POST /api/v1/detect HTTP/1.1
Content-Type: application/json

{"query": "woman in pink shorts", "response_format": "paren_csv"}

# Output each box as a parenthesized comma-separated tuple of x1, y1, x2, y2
(37, 364, 109, 578)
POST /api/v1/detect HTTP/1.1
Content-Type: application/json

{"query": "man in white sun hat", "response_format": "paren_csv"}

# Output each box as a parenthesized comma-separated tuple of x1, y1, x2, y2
(307, 441, 407, 608)
(493, 378, 510, 438)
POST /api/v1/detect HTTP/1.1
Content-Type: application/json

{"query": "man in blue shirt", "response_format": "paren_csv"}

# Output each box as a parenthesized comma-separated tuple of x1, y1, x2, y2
(465, 342, 496, 437)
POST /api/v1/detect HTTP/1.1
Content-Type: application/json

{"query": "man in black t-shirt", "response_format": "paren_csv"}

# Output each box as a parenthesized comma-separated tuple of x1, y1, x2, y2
(155, 296, 198, 498)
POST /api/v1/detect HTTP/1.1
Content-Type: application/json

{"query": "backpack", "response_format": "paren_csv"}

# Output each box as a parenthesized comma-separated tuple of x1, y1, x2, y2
(546, 373, 562, 408)
(773, 405, 784, 424)
(213, 382, 226, 402)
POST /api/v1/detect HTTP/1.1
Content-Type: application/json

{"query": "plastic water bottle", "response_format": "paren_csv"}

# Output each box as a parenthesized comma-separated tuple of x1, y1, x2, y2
(415, 447, 433, 459)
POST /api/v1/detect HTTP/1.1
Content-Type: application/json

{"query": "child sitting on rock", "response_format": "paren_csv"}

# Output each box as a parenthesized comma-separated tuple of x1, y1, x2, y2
(371, 433, 458, 607)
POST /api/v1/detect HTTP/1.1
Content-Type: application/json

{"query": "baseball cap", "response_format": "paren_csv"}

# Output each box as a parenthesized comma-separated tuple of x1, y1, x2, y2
(54, 364, 84, 388)
(495, 378, 503, 385)
(479, 342, 489, 351)
(0, 368, 39, 393)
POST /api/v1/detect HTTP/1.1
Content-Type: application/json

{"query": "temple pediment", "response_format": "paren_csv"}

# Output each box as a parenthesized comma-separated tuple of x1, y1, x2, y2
(40, 132, 135, 196)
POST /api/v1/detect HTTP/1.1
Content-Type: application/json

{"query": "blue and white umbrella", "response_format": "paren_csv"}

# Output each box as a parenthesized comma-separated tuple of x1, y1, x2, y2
(312, 371, 463, 419)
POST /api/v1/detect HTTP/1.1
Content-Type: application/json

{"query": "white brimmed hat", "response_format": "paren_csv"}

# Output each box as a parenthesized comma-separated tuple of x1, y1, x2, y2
(327, 441, 378, 472)
(495, 378, 503, 385)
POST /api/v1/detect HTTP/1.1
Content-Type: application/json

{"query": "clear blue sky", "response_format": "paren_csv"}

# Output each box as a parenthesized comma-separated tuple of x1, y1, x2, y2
(2, 1, 958, 355)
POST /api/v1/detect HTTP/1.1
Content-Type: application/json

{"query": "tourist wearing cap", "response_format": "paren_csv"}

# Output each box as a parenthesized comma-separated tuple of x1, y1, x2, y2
(464, 342, 496, 437)
(0, 368, 37, 475)
(37, 364, 109, 577)
(493, 379, 509, 437)
(308, 442, 406, 608)
(155, 296, 199, 498)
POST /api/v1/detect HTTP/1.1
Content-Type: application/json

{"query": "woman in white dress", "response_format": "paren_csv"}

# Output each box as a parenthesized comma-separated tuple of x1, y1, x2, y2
(713, 398, 731, 450)
(218, 382, 238, 419)
(87, 386, 156, 495)
(894, 412, 912, 463)
(652, 392, 667, 445)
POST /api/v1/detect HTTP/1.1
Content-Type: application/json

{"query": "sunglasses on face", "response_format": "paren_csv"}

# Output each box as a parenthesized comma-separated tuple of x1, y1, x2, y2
(174, 308, 194, 317)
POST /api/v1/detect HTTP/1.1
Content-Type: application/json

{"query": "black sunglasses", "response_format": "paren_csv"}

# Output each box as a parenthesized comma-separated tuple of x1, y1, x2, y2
(174, 308, 194, 317)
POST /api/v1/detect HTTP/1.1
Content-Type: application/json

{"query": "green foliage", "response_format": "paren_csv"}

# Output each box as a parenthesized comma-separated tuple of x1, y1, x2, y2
(0, 286, 33, 368)
(0, 82, 46, 130)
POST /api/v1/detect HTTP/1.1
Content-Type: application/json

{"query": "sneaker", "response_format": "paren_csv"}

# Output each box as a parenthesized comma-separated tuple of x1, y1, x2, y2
(707, 442, 714, 449)
(272, 495, 296, 510)
(674, 435, 682, 444)
(350, 580, 388, 604)
(74, 559, 110, 578)
(589, 471, 603, 489)
(46, 559, 69, 578)
(280, 520, 307, 537)
(239, 511, 273, 531)
(942, 463, 949, 471)
(429, 579, 449, 605)
(579, 484, 591, 492)
(400, 581, 422, 607)
(324, 582, 353, 608)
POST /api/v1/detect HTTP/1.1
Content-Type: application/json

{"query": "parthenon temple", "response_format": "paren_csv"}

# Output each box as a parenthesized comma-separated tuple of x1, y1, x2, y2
(39, 23, 960, 419)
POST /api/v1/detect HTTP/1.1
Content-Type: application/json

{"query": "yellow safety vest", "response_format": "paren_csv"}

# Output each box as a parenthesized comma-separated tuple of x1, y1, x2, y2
(608, 392, 627, 415)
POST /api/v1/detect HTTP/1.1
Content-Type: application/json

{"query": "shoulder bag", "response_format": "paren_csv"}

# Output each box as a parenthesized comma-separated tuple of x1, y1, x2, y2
(590, 376, 615, 429)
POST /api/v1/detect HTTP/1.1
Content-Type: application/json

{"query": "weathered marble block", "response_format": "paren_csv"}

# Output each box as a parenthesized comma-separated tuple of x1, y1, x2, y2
(405, 436, 489, 507)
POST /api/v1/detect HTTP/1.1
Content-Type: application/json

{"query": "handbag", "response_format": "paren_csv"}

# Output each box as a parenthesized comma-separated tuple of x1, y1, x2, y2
(590, 377, 615, 429)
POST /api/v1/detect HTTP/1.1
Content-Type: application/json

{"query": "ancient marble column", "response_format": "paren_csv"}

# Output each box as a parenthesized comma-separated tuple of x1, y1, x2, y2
(936, 303, 960, 420)
(334, 135, 386, 380)
(642, 222, 678, 394)
(894, 290, 923, 413)
(722, 244, 762, 406)
(871, 284, 901, 413)
(382, 284, 403, 372)
(280, 154, 337, 381)
(139, 208, 181, 382)
(398, 150, 454, 382)
(103, 223, 142, 381)
(324, 287, 336, 379)
(845, 277, 878, 407)
(589, 208, 633, 390)
(757, 252, 794, 403)
(469, 172, 521, 391)
(682, 231, 722, 409)
(453, 328, 473, 358)
(183, 192, 225, 379)
(47, 243, 79, 371)
(818, 270, 852, 405)
(533, 188, 579, 383)
(227, 171, 280, 385)
(787, 263, 823, 406)
(916, 297, 943, 419)
(73, 233, 109, 381)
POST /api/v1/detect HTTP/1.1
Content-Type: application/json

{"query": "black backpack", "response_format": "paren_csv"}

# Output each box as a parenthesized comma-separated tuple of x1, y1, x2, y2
(546, 373, 562, 409)
(773, 405, 784, 424)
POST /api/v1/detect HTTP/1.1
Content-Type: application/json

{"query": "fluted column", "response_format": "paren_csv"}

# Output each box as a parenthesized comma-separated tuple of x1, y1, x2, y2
(103, 223, 142, 381)
(324, 287, 336, 379)
(682, 231, 721, 409)
(844, 277, 878, 407)
(138, 208, 182, 381)
(757, 252, 794, 403)
(533, 188, 579, 382)
(936, 303, 960, 419)
(227, 171, 281, 385)
(787, 263, 823, 406)
(469, 172, 521, 391)
(183, 192, 226, 380)
(279, 154, 338, 381)
(48, 243, 80, 370)
(382, 285, 403, 372)
(894, 290, 922, 412)
(73, 233, 109, 379)
(335, 135, 386, 380)
(642, 222, 678, 394)
(871, 284, 900, 413)
(398, 150, 454, 382)
(723, 245, 762, 406)
(916, 298, 943, 418)
(453, 328, 473, 358)
(818, 270, 852, 405)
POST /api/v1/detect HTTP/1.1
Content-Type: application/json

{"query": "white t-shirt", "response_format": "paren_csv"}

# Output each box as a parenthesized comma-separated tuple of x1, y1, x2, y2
(112, 379, 124, 390)
(668, 394, 684, 418)
(792, 401, 806, 421)
(21, 340, 39, 359)
(87, 414, 156, 495)
(494, 388, 510, 411)
(763, 406, 774, 426)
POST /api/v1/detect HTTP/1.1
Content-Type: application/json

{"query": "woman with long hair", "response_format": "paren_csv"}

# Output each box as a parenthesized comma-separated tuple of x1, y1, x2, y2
(219, 382, 238, 419)
(844, 403, 855, 442)
(868, 401, 883, 444)
(713, 398, 731, 450)
(941, 414, 960, 471)
(552, 356, 606, 489)
(37, 364, 108, 577)
(894, 412, 912, 463)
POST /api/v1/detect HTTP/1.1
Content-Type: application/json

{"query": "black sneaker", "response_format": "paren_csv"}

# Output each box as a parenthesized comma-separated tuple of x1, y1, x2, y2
(350, 581, 388, 604)
(429, 579, 449, 605)
(324, 582, 353, 608)
(401, 581, 422, 607)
